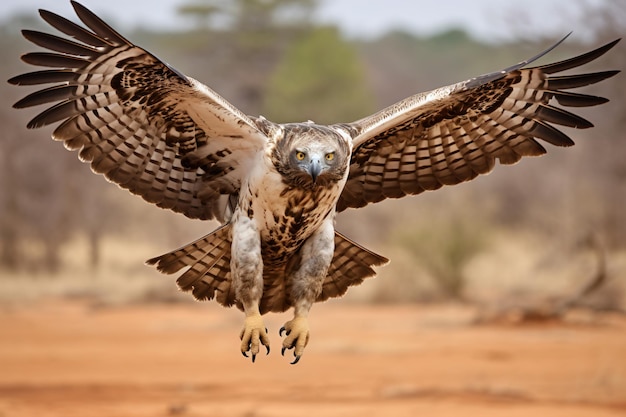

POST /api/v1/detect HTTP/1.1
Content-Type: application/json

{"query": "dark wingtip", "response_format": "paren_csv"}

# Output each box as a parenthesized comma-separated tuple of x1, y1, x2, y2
(69, 0, 131, 46)
(70, 1, 85, 12)
(7, 75, 21, 86)
(12, 97, 30, 109)
(540, 38, 622, 74)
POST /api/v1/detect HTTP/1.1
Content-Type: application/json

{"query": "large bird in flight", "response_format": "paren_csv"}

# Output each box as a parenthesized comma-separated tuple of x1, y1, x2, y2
(9, 1, 619, 363)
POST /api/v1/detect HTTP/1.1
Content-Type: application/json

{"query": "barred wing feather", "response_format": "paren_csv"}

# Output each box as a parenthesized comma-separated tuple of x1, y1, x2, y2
(9, 1, 268, 222)
(337, 37, 620, 211)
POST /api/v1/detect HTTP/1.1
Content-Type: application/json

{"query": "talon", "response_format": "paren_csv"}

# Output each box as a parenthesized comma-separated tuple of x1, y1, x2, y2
(239, 312, 269, 363)
(279, 326, 286, 336)
(280, 316, 309, 364)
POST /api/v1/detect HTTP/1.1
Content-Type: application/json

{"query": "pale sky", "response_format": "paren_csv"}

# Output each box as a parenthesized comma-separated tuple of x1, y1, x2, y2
(0, 0, 616, 42)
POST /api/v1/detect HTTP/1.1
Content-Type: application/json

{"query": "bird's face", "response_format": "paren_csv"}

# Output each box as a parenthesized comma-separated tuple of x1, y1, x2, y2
(290, 142, 339, 184)
(274, 124, 351, 189)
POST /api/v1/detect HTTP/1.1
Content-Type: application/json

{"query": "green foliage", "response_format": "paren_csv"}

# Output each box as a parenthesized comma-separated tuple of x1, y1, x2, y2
(263, 27, 375, 124)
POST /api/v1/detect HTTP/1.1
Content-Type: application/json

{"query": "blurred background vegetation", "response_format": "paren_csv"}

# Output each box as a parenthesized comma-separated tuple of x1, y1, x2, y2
(0, 0, 624, 313)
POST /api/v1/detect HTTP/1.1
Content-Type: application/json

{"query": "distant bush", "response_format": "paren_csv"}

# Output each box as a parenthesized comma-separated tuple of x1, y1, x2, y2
(389, 200, 492, 301)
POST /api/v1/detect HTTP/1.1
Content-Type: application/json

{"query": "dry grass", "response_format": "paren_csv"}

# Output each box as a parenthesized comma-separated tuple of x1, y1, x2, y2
(348, 225, 626, 315)
(0, 234, 188, 306)
(1, 226, 625, 315)
(465, 231, 626, 305)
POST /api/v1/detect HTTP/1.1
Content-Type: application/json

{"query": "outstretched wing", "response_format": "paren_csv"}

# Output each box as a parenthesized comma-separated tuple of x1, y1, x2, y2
(336, 36, 620, 212)
(9, 1, 268, 222)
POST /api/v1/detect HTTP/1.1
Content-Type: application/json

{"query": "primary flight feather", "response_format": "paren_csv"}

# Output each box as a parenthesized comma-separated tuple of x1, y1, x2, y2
(9, 1, 619, 364)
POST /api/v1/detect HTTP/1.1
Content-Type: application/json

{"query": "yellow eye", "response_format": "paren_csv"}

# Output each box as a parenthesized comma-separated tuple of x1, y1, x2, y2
(325, 152, 335, 162)
(295, 151, 306, 161)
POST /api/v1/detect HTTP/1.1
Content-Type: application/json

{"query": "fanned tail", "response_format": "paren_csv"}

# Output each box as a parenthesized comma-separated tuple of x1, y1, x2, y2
(317, 231, 389, 302)
(147, 226, 389, 309)
(146, 223, 235, 306)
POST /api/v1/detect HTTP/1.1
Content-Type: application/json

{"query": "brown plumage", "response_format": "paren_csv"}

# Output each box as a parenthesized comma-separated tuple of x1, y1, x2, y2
(9, 1, 619, 364)
(152, 224, 387, 314)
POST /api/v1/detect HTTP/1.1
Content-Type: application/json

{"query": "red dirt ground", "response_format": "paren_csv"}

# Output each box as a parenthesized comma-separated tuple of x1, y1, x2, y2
(0, 300, 625, 417)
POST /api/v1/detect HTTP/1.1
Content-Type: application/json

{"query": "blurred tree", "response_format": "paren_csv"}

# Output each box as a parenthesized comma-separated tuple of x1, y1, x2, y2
(177, 0, 317, 116)
(178, 0, 316, 31)
(263, 26, 375, 124)
(394, 212, 489, 301)
(355, 29, 502, 111)
(177, 4, 221, 30)
(2, 1, 623, 300)
(2, 24, 126, 273)
(0, 117, 20, 270)
(583, 2, 626, 248)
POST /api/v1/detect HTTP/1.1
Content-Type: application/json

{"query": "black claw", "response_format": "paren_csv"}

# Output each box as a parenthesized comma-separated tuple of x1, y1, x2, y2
(265, 327, 268, 333)
(252, 353, 256, 363)
(291, 355, 301, 365)
(242, 351, 248, 358)
(279, 326, 286, 336)
(281, 346, 286, 356)
(266, 345, 270, 355)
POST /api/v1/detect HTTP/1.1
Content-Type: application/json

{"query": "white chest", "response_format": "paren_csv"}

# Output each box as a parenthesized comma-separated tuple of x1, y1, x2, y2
(239, 154, 343, 255)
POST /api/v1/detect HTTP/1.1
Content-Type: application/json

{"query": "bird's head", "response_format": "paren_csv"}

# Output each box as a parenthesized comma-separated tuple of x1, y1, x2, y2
(272, 123, 351, 189)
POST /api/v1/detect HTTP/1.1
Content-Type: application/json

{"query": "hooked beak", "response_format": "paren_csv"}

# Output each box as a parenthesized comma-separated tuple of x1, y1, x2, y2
(308, 159, 322, 183)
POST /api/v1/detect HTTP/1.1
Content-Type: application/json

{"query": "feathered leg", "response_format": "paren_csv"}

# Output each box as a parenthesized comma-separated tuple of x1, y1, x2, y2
(280, 218, 335, 364)
(231, 214, 270, 362)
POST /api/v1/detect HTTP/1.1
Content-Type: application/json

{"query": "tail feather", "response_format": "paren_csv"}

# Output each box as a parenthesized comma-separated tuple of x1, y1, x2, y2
(146, 223, 236, 306)
(146, 226, 389, 309)
(317, 231, 389, 302)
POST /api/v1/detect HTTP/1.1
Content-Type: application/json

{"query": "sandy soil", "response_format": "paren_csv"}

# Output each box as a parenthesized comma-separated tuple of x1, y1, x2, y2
(0, 300, 625, 417)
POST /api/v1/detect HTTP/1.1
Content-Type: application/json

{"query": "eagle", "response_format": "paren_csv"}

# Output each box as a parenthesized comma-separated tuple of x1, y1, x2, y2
(9, 1, 619, 364)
